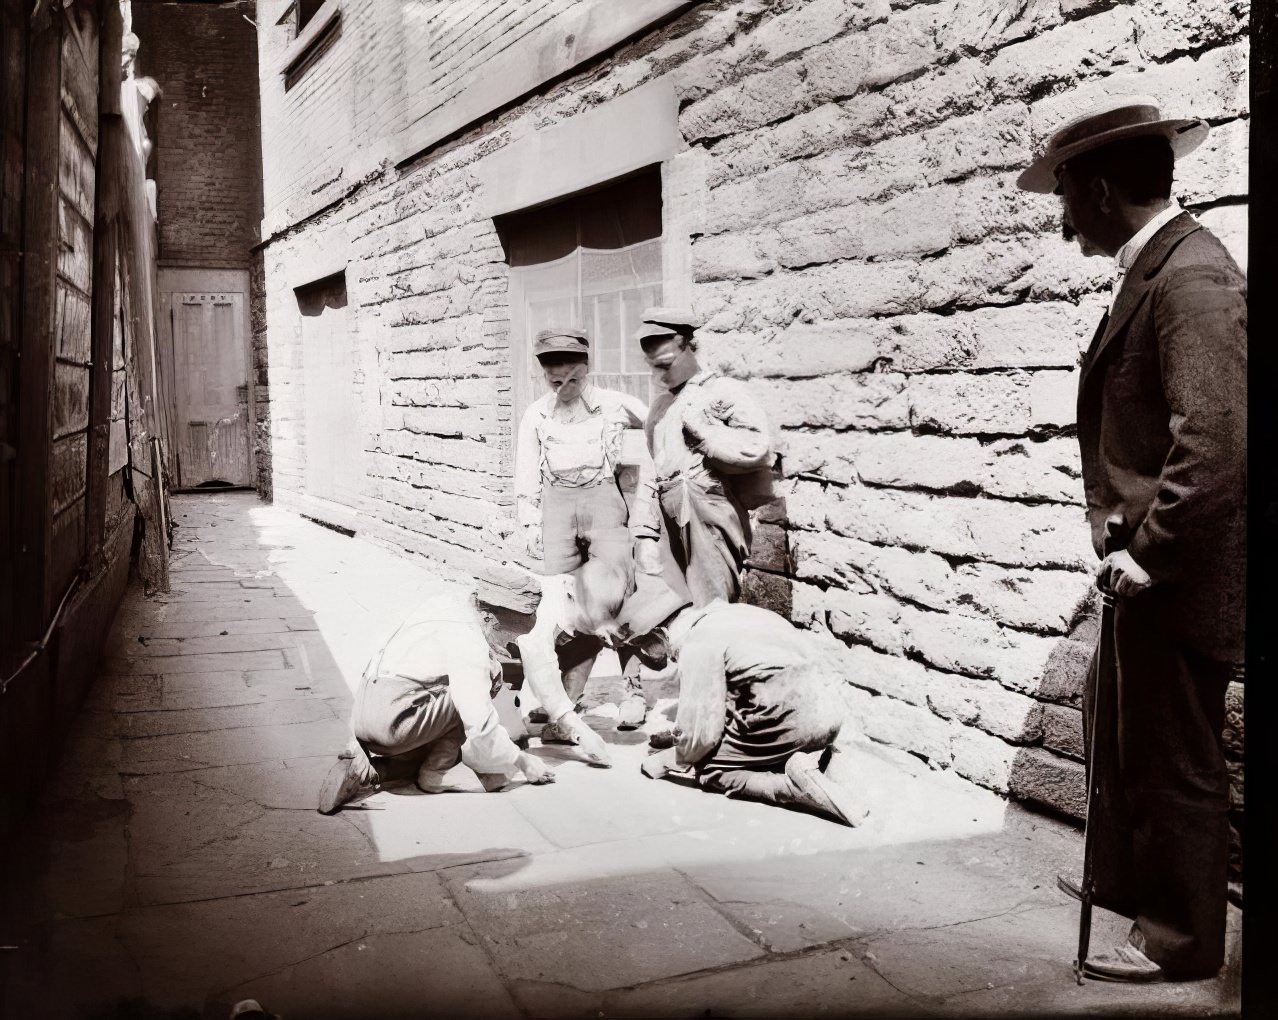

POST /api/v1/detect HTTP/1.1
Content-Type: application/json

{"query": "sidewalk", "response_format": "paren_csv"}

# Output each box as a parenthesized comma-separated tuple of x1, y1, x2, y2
(1, 492, 1240, 1019)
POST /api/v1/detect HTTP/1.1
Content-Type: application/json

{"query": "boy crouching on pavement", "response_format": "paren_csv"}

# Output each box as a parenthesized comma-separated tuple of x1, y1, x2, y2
(581, 562, 868, 827)
(317, 590, 555, 814)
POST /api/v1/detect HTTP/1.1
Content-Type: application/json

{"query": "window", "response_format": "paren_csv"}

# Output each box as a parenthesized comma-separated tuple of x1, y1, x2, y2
(296, 0, 325, 31)
(496, 169, 663, 434)
(281, 0, 341, 92)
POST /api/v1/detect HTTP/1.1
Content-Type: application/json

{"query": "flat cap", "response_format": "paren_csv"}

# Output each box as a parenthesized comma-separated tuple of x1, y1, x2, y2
(617, 574, 692, 641)
(633, 321, 679, 345)
(534, 327, 590, 358)
(640, 306, 698, 331)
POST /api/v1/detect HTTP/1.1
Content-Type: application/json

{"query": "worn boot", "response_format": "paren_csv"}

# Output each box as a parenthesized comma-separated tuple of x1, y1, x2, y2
(784, 751, 870, 827)
(317, 745, 380, 815)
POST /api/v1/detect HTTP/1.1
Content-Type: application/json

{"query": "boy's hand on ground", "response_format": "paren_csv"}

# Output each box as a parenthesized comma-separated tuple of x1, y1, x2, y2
(518, 752, 556, 784)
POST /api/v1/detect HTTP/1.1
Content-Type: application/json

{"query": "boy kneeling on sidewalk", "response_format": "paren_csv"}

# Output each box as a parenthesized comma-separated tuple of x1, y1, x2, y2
(317, 590, 557, 814)
(602, 567, 869, 827)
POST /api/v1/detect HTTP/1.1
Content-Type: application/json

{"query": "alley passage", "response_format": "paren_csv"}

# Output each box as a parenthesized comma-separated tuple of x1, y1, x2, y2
(2, 494, 1239, 1019)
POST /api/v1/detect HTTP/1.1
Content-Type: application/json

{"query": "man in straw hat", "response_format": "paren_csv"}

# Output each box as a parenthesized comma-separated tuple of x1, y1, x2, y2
(630, 308, 777, 607)
(1018, 96, 1246, 982)
(611, 576, 867, 827)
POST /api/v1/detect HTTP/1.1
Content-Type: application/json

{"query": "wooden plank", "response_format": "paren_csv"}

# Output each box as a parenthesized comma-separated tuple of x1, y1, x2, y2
(84, 0, 119, 573)
(52, 361, 88, 438)
(57, 113, 94, 219)
(49, 497, 84, 596)
(51, 430, 87, 513)
(54, 278, 91, 361)
(16, 17, 64, 634)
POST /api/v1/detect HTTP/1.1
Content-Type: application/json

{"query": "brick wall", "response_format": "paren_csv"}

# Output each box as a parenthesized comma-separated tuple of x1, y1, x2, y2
(255, 0, 1247, 834)
(132, 0, 262, 267)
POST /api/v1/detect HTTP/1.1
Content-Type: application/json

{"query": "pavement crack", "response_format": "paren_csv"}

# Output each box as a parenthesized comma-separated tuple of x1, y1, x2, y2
(210, 932, 373, 998)
(672, 867, 777, 954)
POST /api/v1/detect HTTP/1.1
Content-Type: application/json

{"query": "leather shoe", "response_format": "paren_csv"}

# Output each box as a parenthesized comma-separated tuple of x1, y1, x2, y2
(1083, 942, 1164, 983)
(785, 751, 870, 827)
(317, 756, 377, 814)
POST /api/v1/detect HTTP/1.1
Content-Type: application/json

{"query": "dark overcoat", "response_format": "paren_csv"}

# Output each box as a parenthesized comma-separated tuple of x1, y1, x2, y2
(1077, 213, 1247, 663)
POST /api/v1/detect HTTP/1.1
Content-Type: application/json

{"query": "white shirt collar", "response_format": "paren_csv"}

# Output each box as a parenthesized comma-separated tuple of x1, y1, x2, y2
(1115, 201, 1184, 271)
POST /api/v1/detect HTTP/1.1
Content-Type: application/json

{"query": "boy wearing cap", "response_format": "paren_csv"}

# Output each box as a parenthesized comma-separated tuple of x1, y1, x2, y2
(316, 591, 557, 814)
(513, 327, 651, 734)
(630, 308, 776, 607)
(1018, 97, 1245, 982)
(609, 575, 866, 827)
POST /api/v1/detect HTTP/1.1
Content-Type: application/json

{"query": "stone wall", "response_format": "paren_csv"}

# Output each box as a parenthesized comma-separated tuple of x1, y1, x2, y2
(254, 0, 1247, 829)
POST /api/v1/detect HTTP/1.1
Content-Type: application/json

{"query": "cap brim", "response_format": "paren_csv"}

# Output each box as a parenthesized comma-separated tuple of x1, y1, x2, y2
(535, 346, 589, 358)
(1016, 118, 1209, 193)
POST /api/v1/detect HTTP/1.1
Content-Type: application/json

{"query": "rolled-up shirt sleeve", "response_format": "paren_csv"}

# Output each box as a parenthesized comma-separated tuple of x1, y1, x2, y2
(691, 379, 774, 475)
(514, 402, 543, 531)
(446, 629, 523, 775)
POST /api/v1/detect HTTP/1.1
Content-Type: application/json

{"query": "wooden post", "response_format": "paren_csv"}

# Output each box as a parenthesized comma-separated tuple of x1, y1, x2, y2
(14, 14, 63, 639)
(84, 0, 123, 573)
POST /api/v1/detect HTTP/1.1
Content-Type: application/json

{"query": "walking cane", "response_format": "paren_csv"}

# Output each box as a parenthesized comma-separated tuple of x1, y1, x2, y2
(1074, 514, 1125, 984)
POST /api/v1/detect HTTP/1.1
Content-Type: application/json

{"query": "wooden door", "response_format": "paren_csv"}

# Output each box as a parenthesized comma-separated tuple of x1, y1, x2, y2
(171, 291, 250, 487)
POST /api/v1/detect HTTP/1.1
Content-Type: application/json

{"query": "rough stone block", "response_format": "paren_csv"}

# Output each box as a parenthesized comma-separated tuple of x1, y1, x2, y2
(823, 585, 1062, 693)
(1035, 636, 1092, 705)
(741, 568, 793, 619)
(984, 5, 1141, 99)
(846, 686, 953, 765)
(1008, 746, 1086, 820)
(745, 521, 788, 572)
(1197, 203, 1248, 272)
(792, 528, 1088, 633)
(1178, 116, 1249, 206)
(927, 674, 1044, 743)
(949, 725, 1018, 790)
(681, 60, 809, 143)
(832, 642, 935, 707)
(701, 321, 882, 381)
(692, 232, 778, 282)
(780, 430, 1085, 506)
(907, 372, 1033, 435)
(1030, 42, 1249, 142)
(746, 0, 889, 66)
(1041, 702, 1084, 760)
(758, 374, 910, 430)
(1222, 681, 1243, 759)
(1131, 0, 1249, 64)
(859, 186, 955, 258)
(790, 480, 1094, 569)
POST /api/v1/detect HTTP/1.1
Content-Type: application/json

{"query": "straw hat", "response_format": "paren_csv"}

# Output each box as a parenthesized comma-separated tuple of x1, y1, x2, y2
(1017, 95, 1208, 194)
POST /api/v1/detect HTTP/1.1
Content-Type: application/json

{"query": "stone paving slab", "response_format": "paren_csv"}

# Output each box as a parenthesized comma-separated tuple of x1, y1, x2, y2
(118, 716, 351, 775)
(596, 947, 918, 1018)
(115, 695, 341, 738)
(210, 926, 522, 1020)
(445, 863, 766, 991)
